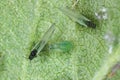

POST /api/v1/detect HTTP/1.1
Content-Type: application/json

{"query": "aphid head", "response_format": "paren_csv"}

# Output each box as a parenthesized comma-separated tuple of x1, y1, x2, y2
(29, 49, 37, 60)
(84, 21, 96, 28)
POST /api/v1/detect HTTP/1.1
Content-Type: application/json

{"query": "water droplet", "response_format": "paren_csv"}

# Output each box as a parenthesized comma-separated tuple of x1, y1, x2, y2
(104, 31, 115, 54)
(95, 7, 108, 20)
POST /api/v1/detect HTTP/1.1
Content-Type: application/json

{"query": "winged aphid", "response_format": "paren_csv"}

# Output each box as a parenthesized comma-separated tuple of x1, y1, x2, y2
(29, 23, 55, 60)
(59, 7, 96, 28)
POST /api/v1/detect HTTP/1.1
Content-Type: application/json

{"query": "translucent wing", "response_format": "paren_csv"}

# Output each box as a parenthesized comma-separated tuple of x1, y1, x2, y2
(59, 7, 96, 28)
(35, 23, 55, 55)
(29, 23, 55, 60)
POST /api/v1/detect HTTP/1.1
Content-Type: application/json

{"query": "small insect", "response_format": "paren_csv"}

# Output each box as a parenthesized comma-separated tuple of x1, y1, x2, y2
(59, 7, 96, 28)
(49, 41, 73, 52)
(107, 62, 120, 78)
(29, 23, 55, 60)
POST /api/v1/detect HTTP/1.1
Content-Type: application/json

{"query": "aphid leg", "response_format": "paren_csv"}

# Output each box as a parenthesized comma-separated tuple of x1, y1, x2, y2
(72, 0, 79, 8)
(54, 24, 68, 41)
(107, 63, 120, 78)
(107, 72, 115, 78)
(54, 26, 64, 41)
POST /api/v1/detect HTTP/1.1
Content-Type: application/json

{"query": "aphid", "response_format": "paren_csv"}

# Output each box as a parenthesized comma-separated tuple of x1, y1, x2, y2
(107, 62, 120, 78)
(29, 23, 55, 60)
(49, 41, 73, 52)
(59, 7, 96, 28)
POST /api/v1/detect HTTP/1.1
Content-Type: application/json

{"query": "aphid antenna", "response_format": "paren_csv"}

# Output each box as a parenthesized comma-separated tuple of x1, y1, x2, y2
(22, 55, 30, 61)
(72, 42, 84, 49)
(69, 37, 84, 45)
(22, 56, 33, 67)
(29, 64, 35, 80)
(22, 55, 33, 63)
(106, 62, 120, 79)
(22, 55, 28, 59)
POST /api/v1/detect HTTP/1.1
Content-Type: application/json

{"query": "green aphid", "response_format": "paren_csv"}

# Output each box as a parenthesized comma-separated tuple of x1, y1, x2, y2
(59, 7, 96, 28)
(49, 41, 73, 52)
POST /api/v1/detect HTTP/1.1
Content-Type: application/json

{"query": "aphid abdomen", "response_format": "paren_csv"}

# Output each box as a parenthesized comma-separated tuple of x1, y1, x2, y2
(49, 41, 73, 52)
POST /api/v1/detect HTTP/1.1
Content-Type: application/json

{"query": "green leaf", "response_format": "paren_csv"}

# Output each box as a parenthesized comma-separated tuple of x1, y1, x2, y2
(0, 0, 120, 80)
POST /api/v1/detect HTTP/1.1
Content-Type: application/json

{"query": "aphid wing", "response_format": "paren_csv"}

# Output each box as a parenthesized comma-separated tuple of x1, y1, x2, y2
(59, 7, 90, 27)
(37, 24, 55, 54)
(31, 41, 41, 51)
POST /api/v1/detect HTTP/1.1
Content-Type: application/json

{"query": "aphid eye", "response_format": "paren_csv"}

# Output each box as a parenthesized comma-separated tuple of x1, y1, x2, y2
(29, 49, 37, 60)
(31, 49, 37, 56)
